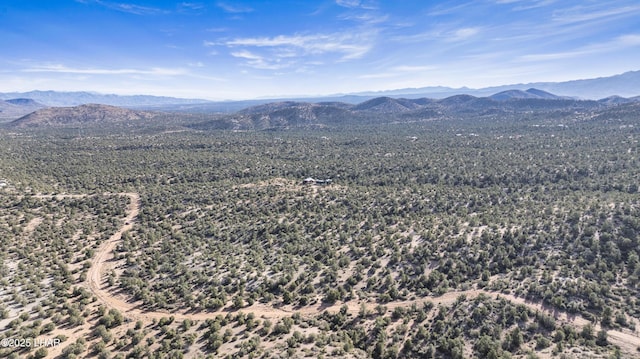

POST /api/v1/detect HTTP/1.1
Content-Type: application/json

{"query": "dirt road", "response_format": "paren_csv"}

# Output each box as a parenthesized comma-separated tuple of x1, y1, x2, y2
(79, 192, 640, 355)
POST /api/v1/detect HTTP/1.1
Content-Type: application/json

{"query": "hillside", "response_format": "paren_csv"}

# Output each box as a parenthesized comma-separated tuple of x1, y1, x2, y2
(193, 102, 361, 130)
(9, 103, 157, 128)
(352, 97, 427, 113)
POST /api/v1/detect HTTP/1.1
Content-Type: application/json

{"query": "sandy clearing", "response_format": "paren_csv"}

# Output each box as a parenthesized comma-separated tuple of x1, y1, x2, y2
(24, 217, 43, 235)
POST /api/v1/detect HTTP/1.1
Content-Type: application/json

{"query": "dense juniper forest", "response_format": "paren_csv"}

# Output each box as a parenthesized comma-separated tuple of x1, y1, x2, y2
(1, 96, 640, 358)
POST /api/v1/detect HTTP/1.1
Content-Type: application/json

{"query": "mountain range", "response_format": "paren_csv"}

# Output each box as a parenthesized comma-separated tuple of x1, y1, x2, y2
(188, 91, 639, 131)
(0, 90, 209, 108)
(347, 70, 640, 100)
(1, 71, 639, 113)
(8, 86, 640, 130)
(5, 78, 640, 131)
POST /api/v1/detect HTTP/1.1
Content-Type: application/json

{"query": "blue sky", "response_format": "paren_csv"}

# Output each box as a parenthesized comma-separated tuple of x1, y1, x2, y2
(1, 0, 639, 100)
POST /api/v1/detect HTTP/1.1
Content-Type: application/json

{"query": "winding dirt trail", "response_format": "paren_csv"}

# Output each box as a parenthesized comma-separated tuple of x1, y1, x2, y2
(85, 192, 140, 316)
(80, 192, 640, 355)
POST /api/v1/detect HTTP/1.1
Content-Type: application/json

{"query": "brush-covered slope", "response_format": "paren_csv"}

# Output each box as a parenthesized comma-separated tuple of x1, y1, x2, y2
(9, 104, 156, 128)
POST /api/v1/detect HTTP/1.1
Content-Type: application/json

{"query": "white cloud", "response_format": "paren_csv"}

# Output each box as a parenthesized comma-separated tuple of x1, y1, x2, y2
(513, 0, 556, 11)
(359, 72, 396, 79)
(217, 2, 253, 13)
(178, 2, 205, 13)
(206, 27, 228, 33)
(428, 3, 474, 16)
(390, 31, 434, 44)
(223, 31, 376, 70)
(552, 4, 640, 24)
(22, 64, 187, 76)
(359, 65, 436, 79)
(496, 0, 556, 11)
(339, 12, 388, 25)
(519, 50, 585, 62)
(617, 34, 640, 45)
(392, 26, 481, 44)
(391, 65, 436, 72)
(112, 2, 164, 14)
(336, 0, 360, 8)
(518, 33, 640, 62)
(179, 2, 204, 10)
(230, 50, 262, 60)
(335, 0, 377, 9)
(225, 32, 374, 61)
(449, 27, 480, 41)
(83, 0, 168, 15)
(230, 51, 289, 70)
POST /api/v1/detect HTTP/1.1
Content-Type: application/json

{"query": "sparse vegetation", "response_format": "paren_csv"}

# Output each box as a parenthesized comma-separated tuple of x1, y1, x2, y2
(1, 100, 639, 357)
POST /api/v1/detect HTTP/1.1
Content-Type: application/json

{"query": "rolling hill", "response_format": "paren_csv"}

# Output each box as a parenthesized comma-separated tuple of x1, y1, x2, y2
(9, 104, 157, 128)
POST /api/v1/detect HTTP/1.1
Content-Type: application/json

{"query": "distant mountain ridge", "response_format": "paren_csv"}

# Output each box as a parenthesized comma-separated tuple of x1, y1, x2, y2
(489, 88, 566, 101)
(6, 87, 640, 130)
(0, 90, 209, 107)
(5, 98, 42, 106)
(191, 89, 622, 131)
(148, 70, 640, 112)
(347, 70, 640, 100)
(0, 98, 47, 120)
(1, 70, 639, 112)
